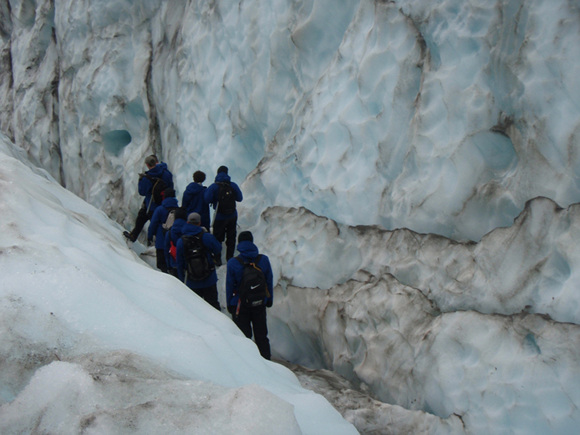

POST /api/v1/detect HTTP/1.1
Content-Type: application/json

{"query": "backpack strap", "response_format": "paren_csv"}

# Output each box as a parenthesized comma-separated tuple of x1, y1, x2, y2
(145, 170, 169, 191)
(233, 254, 264, 316)
(235, 254, 262, 267)
(145, 173, 166, 212)
(233, 255, 258, 295)
(144, 173, 157, 184)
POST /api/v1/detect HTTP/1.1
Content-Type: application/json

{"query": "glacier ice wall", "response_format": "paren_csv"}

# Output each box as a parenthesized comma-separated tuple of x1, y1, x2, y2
(258, 198, 580, 324)
(258, 200, 580, 432)
(1, 0, 579, 240)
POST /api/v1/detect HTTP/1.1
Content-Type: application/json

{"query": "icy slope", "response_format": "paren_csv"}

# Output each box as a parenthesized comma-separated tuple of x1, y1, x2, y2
(0, 134, 356, 435)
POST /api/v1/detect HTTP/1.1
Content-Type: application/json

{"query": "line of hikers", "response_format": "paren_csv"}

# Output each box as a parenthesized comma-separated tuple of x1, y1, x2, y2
(123, 155, 273, 360)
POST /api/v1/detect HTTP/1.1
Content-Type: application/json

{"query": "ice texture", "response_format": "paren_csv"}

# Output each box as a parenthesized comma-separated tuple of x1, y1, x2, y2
(1, 0, 580, 433)
(2, 0, 579, 241)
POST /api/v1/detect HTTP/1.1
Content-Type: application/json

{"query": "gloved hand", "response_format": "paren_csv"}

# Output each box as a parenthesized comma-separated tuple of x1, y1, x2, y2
(266, 299, 273, 308)
(147, 239, 153, 247)
(227, 305, 237, 317)
(213, 255, 222, 267)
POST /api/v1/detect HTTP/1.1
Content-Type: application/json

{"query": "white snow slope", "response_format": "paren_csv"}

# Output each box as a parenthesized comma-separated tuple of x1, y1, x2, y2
(0, 135, 356, 434)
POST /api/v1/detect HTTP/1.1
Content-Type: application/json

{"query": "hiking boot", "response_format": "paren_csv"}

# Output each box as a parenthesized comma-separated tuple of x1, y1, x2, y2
(123, 231, 137, 242)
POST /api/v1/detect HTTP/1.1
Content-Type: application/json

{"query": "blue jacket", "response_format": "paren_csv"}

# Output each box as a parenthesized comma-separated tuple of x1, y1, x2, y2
(204, 172, 243, 221)
(176, 223, 222, 289)
(164, 217, 186, 269)
(148, 197, 179, 249)
(182, 182, 210, 230)
(138, 162, 174, 213)
(226, 241, 273, 308)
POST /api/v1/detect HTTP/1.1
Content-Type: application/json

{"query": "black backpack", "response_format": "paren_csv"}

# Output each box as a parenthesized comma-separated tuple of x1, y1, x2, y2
(236, 255, 269, 307)
(217, 182, 236, 215)
(182, 234, 213, 281)
(147, 174, 168, 206)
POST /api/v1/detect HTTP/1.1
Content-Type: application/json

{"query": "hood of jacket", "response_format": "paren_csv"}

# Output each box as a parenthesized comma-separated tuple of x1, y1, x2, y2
(214, 172, 231, 184)
(161, 197, 179, 208)
(185, 182, 206, 195)
(181, 222, 205, 237)
(146, 162, 169, 178)
(236, 241, 259, 259)
(170, 218, 186, 239)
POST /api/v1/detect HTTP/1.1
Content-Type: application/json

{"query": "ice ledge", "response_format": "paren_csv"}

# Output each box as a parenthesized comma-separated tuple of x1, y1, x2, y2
(250, 196, 580, 324)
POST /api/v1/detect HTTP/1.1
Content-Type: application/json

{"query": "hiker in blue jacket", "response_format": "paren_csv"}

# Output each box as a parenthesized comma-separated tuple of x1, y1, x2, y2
(176, 213, 222, 310)
(226, 231, 273, 360)
(204, 166, 243, 265)
(124, 155, 174, 242)
(182, 170, 211, 231)
(164, 207, 188, 277)
(148, 188, 179, 273)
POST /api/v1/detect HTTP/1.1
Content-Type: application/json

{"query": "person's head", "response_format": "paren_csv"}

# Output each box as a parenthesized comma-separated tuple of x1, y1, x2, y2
(161, 188, 175, 200)
(193, 170, 206, 183)
(144, 155, 158, 169)
(238, 231, 253, 243)
(187, 212, 201, 225)
(217, 165, 228, 175)
(174, 207, 188, 221)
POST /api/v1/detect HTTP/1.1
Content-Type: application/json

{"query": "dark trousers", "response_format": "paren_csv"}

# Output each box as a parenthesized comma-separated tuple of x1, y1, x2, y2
(232, 305, 271, 360)
(156, 248, 167, 273)
(192, 284, 221, 311)
(130, 205, 152, 239)
(213, 216, 237, 261)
